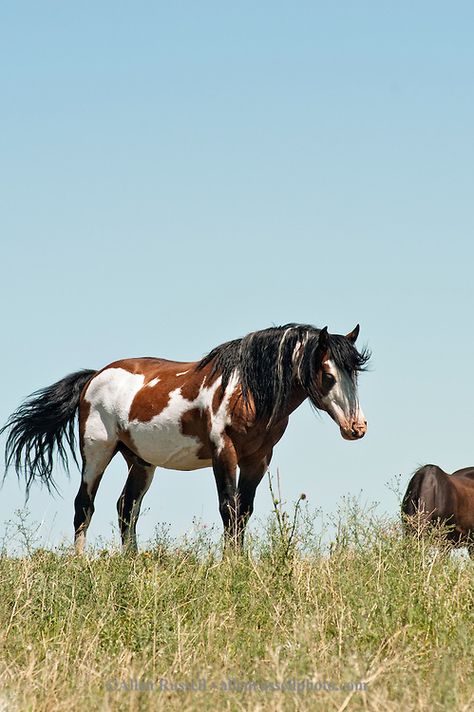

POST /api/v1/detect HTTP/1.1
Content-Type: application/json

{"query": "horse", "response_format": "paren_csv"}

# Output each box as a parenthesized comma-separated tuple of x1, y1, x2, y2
(402, 464, 474, 555)
(1, 323, 370, 553)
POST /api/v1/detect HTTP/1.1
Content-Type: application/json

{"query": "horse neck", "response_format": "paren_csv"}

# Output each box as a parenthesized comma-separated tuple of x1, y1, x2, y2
(241, 379, 307, 427)
(279, 381, 308, 419)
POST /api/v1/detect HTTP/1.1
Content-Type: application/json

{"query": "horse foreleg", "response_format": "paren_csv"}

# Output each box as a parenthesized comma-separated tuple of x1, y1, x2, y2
(236, 449, 273, 547)
(212, 439, 238, 546)
(117, 456, 155, 553)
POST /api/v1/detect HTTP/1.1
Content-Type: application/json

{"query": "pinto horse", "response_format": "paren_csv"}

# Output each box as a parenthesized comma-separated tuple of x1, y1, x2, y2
(2, 323, 369, 552)
(402, 464, 474, 555)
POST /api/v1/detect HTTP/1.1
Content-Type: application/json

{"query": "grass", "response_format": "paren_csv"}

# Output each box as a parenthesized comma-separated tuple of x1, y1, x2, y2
(1, 480, 474, 711)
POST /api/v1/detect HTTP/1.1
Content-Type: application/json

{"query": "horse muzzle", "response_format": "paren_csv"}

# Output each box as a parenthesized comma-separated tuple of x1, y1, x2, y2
(340, 419, 367, 441)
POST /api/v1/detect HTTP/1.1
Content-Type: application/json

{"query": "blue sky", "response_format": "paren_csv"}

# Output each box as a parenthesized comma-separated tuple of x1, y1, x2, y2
(1, 2, 473, 548)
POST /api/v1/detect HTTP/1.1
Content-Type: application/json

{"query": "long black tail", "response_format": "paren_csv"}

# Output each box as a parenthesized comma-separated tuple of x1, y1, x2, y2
(1, 369, 97, 494)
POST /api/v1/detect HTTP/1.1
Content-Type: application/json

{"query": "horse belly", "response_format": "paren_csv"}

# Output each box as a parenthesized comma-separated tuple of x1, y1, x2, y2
(128, 420, 212, 471)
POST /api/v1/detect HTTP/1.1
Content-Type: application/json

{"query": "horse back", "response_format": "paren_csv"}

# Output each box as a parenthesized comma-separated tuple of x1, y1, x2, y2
(451, 467, 474, 481)
(447, 474, 474, 536)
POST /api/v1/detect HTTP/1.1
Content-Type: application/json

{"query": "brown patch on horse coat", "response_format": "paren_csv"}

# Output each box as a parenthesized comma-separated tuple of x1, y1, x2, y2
(180, 408, 213, 460)
(180, 377, 205, 403)
(119, 359, 201, 422)
(129, 383, 171, 423)
(106, 357, 171, 379)
(212, 383, 224, 414)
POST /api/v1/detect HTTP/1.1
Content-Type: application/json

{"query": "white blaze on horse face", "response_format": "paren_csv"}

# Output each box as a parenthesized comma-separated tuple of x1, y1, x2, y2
(319, 359, 366, 440)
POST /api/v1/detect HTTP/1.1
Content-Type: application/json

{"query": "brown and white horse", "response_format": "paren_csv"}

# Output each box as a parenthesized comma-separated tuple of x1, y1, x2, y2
(2, 323, 370, 552)
(402, 464, 474, 555)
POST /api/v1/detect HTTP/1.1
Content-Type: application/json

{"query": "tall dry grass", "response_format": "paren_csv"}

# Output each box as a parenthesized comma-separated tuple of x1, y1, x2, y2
(1, 483, 473, 711)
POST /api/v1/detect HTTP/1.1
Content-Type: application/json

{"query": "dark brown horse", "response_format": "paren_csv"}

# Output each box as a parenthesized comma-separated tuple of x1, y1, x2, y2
(402, 464, 474, 555)
(2, 323, 370, 552)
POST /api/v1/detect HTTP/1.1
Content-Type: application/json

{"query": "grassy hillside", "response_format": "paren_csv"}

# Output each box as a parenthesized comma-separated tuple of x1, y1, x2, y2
(1, 493, 473, 711)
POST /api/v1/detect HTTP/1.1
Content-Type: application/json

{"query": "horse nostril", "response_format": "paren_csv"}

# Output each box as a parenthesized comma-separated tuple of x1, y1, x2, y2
(351, 422, 366, 438)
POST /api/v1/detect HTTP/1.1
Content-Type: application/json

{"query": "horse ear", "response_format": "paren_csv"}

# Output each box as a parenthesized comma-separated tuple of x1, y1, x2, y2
(318, 326, 329, 352)
(346, 324, 360, 344)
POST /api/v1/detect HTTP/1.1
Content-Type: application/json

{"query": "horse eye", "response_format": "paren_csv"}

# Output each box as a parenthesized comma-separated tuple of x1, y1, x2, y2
(322, 373, 336, 389)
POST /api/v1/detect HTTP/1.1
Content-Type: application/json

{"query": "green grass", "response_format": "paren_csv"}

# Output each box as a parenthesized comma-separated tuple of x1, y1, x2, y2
(1, 491, 474, 711)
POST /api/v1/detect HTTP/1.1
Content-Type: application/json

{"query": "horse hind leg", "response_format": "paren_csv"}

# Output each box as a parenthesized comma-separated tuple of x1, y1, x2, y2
(117, 449, 155, 553)
(74, 426, 117, 554)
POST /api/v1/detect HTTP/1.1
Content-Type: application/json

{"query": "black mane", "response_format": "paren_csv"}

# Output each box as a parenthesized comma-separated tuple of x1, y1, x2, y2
(197, 323, 370, 422)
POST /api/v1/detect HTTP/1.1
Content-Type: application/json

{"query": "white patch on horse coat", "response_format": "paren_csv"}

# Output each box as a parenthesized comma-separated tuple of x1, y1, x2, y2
(84, 368, 145, 431)
(210, 371, 239, 453)
(83, 367, 239, 472)
(175, 370, 189, 376)
(82, 368, 146, 485)
(146, 377, 160, 388)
